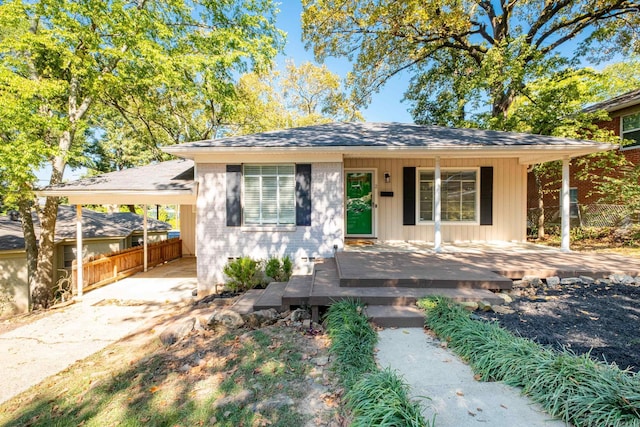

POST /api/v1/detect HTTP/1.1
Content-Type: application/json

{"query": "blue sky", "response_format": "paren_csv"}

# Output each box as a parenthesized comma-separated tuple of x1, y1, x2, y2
(274, 2, 414, 123)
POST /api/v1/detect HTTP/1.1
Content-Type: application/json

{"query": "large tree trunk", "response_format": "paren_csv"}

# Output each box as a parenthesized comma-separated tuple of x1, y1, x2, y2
(31, 196, 59, 308)
(17, 198, 38, 309)
(31, 130, 73, 308)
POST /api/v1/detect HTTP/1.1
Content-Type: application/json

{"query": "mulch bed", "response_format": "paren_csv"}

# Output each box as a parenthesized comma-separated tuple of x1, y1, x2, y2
(476, 281, 640, 373)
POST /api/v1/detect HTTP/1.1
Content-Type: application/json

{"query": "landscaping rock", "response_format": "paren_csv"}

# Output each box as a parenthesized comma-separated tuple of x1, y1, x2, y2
(207, 309, 245, 329)
(495, 292, 513, 304)
(545, 276, 561, 288)
(492, 305, 515, 315)
(512, 279, 527, 288)
(477, 301, 492, 312)
(579, 276, 595, 285)
(290, 308, 311, 322)
(522, 275, 542, 286)
(560, 277, 581, 285)
(460, 301, 479, 311)
(250, 394, 294, 411)
(212, 389, 254, 409)
(610, 274, 635, 285)
(244, 308, 279, 328)
(159, 317, 195, 346)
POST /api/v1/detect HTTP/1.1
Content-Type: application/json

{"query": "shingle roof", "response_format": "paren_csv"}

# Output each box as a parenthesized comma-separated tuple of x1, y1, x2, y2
(164, 122, 608, 150)
(42, 159, 194, 192)
(0, 206, 172, 251)
(583, 88, 640, 114)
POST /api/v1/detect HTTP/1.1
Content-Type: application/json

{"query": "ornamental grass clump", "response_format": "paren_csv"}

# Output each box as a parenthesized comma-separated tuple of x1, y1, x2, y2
(419, 296, 640, 427)
(346, 368, 432, 427)
(324, 300, 378, 389)
(325, 300, 433, 426)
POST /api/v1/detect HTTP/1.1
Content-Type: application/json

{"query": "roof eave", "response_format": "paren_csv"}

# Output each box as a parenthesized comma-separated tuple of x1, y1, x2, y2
(163, 143, 618, 164)
(36, 189, 197, 206)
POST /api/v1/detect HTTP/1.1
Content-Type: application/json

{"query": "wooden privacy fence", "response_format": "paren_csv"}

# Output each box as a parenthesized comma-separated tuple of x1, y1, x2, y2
(72, 238, 182, 292)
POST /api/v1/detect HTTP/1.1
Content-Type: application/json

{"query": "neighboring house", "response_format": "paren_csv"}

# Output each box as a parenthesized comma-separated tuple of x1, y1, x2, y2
(0, 206, 171, 315)
(41, 122, 614, 297)
(526, 88, 640, 220)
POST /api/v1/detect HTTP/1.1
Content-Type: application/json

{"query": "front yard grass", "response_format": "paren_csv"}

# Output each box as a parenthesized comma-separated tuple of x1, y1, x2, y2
(419, 296, 640, 427)
(0, 321, 335, 427)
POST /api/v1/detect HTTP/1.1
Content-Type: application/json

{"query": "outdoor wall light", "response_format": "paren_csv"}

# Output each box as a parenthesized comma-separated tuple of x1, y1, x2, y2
(384, 172, 391, 183)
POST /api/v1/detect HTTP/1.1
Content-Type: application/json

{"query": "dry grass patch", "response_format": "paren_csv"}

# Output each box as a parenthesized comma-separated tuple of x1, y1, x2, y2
(0, 311, 340, 427)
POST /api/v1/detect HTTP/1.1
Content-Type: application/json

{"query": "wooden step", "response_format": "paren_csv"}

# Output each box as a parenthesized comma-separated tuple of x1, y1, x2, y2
(335, 252, 512, 290)
(309, 267, 505, 307)
(231, 289, 264, 315)
(338, 276, 512, 290)
(366, 305, 425, 328)
(281, 275, 313, 308)
(253, 282, 287, 311)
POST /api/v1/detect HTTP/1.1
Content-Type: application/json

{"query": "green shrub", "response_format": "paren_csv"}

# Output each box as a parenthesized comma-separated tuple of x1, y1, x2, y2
(222, 257, 260, 292)
(264, 255, 293, 282)
(419, 296, 640, 427)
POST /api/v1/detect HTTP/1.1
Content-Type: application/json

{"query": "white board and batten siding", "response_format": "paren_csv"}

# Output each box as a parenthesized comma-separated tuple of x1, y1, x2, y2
(344, 157, 527, 242)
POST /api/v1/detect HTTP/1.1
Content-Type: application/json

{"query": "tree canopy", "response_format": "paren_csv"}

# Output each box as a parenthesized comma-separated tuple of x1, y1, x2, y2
(301, 0, 640, 125)
(0, 0, 284, 307)
(231, 61, 362, 135)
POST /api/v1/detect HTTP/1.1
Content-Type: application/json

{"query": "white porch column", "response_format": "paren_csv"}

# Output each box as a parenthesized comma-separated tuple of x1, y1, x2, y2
(561, 157, 571, 252)
(143, 204, 148, 272)
(434, 157, 442, 252)
(76, 205, 83, 299)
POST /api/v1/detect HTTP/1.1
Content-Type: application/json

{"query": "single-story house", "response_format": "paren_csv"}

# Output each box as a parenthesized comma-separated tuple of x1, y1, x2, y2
(0, 205, 172, 315)
(41, 122, 615, 296)
(527, 88, 640, 219)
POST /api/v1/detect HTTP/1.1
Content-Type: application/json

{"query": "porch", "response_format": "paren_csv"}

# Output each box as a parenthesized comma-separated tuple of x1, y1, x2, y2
(234, 242, 640, 327)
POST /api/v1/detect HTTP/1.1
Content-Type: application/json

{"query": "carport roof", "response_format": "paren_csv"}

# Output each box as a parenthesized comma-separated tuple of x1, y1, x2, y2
(0, 206, 171, 251)
(39, 159, 196, 205)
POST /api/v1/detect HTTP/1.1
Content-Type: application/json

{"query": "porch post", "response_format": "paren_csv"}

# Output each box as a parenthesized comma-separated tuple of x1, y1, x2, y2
(434, 157, 442, 252)
(143, 204, 148, 272)
(561, 157, 571, 252)
(76, 205, 83, 299)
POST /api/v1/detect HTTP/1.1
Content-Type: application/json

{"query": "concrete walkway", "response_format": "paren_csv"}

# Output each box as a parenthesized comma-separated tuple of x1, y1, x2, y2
(0, 257, 197, 405)
(376, 328, 568, 426)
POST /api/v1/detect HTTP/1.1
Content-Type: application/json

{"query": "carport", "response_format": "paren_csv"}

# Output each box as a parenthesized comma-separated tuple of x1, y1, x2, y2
(38, 159, 197, 298)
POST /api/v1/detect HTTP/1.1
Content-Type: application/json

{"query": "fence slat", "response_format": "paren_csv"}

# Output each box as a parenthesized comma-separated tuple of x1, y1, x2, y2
(72, 238, 182, 291)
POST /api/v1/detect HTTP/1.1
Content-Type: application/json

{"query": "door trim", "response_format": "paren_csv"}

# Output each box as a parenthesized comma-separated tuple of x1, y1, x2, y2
(344, 168, 377, 238)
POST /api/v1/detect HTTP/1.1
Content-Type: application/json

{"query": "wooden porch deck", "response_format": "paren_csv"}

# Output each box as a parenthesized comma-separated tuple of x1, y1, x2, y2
(234, 245, 640, 327)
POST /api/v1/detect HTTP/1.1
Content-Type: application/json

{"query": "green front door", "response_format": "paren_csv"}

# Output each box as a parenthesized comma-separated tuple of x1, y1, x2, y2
(346, 171, 374, 236)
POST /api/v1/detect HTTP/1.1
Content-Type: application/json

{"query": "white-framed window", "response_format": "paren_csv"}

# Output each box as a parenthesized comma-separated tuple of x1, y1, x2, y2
(418, 169, 478, 222)
(243, 164, 295, 226)
(622, 112, 640, 146)
(561, 187, 579, 218)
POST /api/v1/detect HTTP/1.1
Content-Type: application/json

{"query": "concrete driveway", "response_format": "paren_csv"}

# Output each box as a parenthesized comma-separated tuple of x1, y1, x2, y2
(0, 257, 197, 405)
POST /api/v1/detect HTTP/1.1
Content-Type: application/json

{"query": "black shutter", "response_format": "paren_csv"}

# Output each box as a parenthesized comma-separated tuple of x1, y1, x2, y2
(226, 165, 242, 227)
(403, 167, 416, 225)
(480, 166, 493, 226)
(296, 164, 312, 226)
